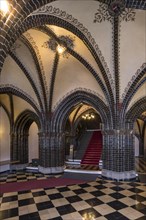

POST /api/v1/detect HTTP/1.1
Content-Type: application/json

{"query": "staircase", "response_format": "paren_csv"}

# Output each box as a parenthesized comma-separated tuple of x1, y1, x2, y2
(75, 131, 93, 160)
(81, 131, 102, 165)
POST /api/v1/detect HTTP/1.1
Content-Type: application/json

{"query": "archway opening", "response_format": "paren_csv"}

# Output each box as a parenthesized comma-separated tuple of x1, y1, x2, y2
(13, 110, 40, 169)
(0, 106, 10, 172)
(134, 112, 146, 174)
(28, 122, 39, 164)
(64, 103, 103, 171)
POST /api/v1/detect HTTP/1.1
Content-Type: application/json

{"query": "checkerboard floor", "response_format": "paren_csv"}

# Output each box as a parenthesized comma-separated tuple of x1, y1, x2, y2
(0, 171, 146, 220)
(0, 171, 62, 184)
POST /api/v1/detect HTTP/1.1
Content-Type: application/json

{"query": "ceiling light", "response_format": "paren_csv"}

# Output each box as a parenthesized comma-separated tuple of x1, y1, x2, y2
(57, 44, 66, 54)
(0, 0, 9, 15)
(82, 113, 95, 120)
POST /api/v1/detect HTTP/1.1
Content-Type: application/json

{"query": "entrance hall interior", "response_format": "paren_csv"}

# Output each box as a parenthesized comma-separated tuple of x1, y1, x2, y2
(0, 0, 146, 219)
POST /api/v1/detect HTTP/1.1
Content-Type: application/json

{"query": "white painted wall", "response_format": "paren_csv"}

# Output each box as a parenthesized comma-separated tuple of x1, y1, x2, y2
(0, 107, 10, 162)
(28, 122, 39, 163)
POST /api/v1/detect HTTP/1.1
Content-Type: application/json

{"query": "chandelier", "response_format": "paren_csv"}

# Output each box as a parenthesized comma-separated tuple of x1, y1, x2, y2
(82, 113, 95, 120)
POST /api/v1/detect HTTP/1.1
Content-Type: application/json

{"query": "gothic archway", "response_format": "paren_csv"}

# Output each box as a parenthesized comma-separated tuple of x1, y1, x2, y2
(13, 110, 40, 165)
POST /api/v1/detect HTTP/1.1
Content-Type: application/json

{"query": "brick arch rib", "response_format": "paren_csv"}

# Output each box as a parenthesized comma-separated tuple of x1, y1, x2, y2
(14, 109, 41, 132)
(52, 90, 111, 134)
(0, 86, 41, 118)
(121, 70, 146, 123)
(9, 50, 44, 112)
(0, 102, 11, 125)
(35, 25, 114, 124)
(126, 97, 146, 126)
(0, 14, 114, 116)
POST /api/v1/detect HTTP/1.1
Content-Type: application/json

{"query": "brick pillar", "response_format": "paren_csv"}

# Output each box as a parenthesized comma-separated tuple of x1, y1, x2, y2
(102, 129, 136, 180)
(10, 132, 18, 162)
(18, 133, 29, 164)
(10, 132, 28, 170)
(38, 131, 64, 174)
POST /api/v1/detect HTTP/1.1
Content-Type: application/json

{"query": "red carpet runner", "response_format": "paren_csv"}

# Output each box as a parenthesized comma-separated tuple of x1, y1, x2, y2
(0, 178, 85, 193)
(81, 131, 102, 165)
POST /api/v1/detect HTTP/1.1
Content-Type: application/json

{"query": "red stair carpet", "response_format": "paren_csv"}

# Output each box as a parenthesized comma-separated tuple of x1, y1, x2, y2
(81, 131, 102, 165)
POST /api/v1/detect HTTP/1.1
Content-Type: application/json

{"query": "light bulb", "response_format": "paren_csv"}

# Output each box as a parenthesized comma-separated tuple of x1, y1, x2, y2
(57, 44, 65, 54)
(0, 0, 9, 15)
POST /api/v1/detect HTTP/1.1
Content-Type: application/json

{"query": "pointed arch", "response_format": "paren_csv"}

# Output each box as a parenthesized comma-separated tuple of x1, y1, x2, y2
(0, 85, 41, 117)
(52, 90, 111, 133)
(126, 97, 146, 125)
(12, 110, 40, 163)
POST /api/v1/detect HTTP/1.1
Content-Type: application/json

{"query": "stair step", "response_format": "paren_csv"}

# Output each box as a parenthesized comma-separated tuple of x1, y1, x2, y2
(81, 131, 102, 165)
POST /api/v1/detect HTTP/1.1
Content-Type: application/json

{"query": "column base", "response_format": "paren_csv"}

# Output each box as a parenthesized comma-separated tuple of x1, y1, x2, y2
(102, 169, 136, 181)
(38, 166, 64, 174)
(10, 163, 28, 171)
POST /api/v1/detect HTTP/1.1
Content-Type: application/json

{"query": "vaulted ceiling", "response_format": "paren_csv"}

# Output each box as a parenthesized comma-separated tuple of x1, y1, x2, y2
(0, 0, 146, 127)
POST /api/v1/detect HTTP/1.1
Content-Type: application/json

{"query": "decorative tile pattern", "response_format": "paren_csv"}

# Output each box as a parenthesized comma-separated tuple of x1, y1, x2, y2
(94, 3, 136, 23)
(42, 35, 75, 58)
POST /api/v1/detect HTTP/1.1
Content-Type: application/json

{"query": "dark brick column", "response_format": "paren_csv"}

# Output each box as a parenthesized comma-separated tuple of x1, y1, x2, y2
(102, 129, 136, 180)
(38, 131, 64, 174)
(10, 132, 18, 162)
(19, 133, 29, 164)
(10, 132, 28, 170)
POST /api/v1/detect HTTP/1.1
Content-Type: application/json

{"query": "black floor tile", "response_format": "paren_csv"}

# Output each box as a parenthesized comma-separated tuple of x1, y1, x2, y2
(36, 201, 54, 210)
(17, 177, 27, 180)
(73, 188, 87, 194)
(136, 217, 146, 220)
(110, 192, 125, 199)
(91, 190, 105, 197)
(140, 208, 146, 215)
(0, 208, 18, 220)
(86, 198, 103, 206)
(107, 201, 127, 210)
(32, 191, 46, 197)
(105, 211, 129, 220)
(97, 179, 108, 184)
(19, 212, 41, 220)
(130, 195, 146, 202)
(2, 195, 18, 203)
(78, 183, 91, 188)
(111, 186, 125, 191)
(129, 187, 143, 194)
(66, 195, 82, 203)
(18, 198, 35, 206)
(129, 182, 141, 187)
(56, 204, 76, 215)
(49, 193, 63, 200)
(95, 184, 107, 189)
(57, 186, 70, 192)
(0, 180, 6, 183)
(51, 217, 63, 220)
(132, 203, 146, 211)
(18, 190, 31, 194)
